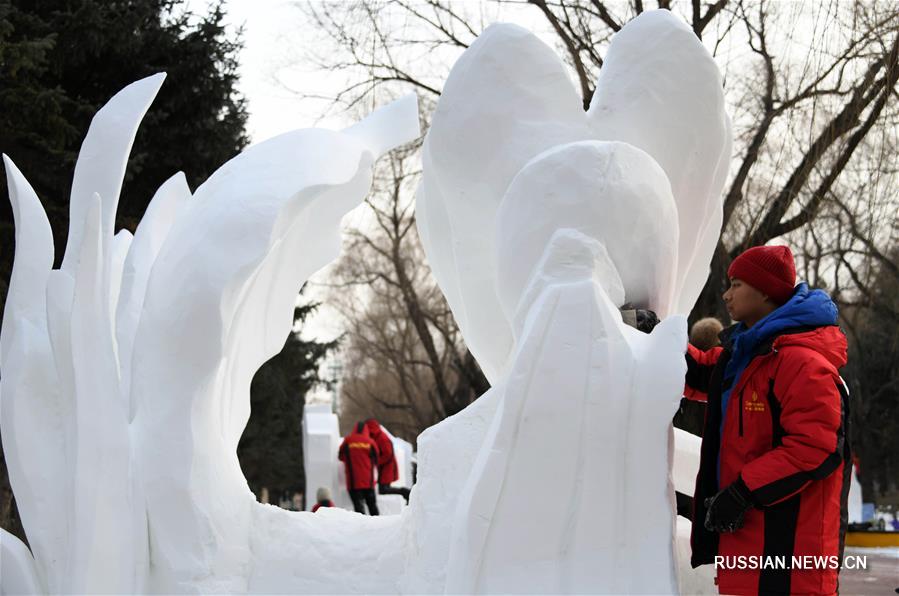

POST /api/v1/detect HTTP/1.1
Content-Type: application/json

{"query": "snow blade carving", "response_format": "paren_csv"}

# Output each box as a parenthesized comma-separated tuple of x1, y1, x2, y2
(0, 75, 420, 594)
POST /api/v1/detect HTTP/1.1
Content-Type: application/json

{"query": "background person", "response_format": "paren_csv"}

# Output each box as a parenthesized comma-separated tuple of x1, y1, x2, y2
(690, 317, 724, 351)
(366, 418, 411, 504)
(311, 487, 334, 512)
(674, 317, 725, 438)
(338, 422, 380, 515)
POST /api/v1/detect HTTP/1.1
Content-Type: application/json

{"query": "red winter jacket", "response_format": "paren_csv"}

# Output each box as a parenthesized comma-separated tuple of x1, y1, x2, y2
(686, 325, 850, 596)
(366, 419, 399, 485)
(338, 423, 379, 490)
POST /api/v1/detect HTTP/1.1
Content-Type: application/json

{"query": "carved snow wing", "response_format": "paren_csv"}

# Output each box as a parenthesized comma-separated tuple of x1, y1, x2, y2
(417, 9, 730, 595)
(1, 75, 420, 593)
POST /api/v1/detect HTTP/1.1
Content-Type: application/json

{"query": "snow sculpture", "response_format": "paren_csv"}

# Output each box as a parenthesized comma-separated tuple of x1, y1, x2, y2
(848, 464, 863, 524)
(2, 9, 730, 596)
(303, 403, 350, 510)
(415, 9, 731, 594)
(1, 528, 43, 595)
(1, 74, 419, 594)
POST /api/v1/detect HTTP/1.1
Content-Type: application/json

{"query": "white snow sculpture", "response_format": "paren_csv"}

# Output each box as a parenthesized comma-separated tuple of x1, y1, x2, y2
(390, 429, 415, 491)
(848, 464, 863, 524)
(417, 13, 731, 385)
(415, 8, 731, 594)
(1, 73, 419, 594)
(672, 430, 717, 594)
(1, 528, 44, 595)
(2, 9, 729, 596)
(303, 403, 350, 510)
(495, 141, 679, 319)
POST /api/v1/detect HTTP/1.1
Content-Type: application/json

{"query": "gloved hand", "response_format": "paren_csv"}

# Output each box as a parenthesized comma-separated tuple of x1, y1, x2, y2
(635, 309, 659, 333)
(704, 477, 754, 533)
(619, 304, 660, 334)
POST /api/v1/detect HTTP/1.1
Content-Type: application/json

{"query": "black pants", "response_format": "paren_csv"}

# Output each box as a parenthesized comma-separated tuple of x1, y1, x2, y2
(378, 484, 410, 504)
(673, 397, 705, 437)
(676, 490, 694, 520)
(349, 488, 379, 515)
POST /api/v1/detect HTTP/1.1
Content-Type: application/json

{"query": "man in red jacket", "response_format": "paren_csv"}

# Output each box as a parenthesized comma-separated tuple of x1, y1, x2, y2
(366, 418, 411, 503)
(685, 245, 851, 595)
(338, 421, 380, 515)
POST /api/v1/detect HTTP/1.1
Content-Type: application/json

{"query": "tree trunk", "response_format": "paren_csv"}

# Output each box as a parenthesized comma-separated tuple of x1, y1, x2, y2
(689, 239, 731, 327)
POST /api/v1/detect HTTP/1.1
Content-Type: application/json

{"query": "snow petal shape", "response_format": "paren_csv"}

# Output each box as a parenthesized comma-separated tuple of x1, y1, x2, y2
(1, 529, 45, 595)
(418, 13, 732, 385)
(130, 96, 419, 593)
(416, 23, 589, 384)
(496, 141, 678, 323)
(108, 230, 132, 342)
(0, 155, 68, 594)
(589, 10, 732, 314)
(344, 93, 421, 156)
(115, 172, 191, 419)
(446, 230, 685, 593)
(44, 269, 76, 446)
(0, 155, 54, 362)
(61, 73, 165, 274)
(67, 195, 136, 593)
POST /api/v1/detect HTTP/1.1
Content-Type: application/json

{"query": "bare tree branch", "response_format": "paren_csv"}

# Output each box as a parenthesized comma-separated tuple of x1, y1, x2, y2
(746, 31, 898, 248)
(529, 0, 596, 107)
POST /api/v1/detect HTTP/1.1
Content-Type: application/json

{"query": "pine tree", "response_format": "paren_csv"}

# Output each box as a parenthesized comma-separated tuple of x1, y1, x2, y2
(0, 0, 249, 279)
(238, 299, 338, 507)
(0, 0, 249, 543)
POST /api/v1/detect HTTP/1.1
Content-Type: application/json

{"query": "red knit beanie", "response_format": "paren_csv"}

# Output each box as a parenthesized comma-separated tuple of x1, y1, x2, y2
(727, 245, 796, 304)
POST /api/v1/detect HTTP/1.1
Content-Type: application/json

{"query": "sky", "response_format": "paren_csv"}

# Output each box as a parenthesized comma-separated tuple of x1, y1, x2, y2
(190, 0, 553, 141)
(185, 0, 347, 140)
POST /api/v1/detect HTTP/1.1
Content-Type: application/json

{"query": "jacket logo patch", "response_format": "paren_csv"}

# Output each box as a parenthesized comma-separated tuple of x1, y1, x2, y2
(744, 390, 766, 412)
(349, 442, 371, 449)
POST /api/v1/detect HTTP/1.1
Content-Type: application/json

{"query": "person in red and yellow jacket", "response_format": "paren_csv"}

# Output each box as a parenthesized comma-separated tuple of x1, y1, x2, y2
(685, 245, 851, 596)
(365, 418, 411, 503)
(338, 421, 380, 515)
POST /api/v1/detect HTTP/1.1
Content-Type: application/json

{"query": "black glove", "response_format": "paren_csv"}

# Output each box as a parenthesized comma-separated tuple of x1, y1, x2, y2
(635, 309, 659, 333)
(704, 477, 754, 533)
(619, 304, 660, 334)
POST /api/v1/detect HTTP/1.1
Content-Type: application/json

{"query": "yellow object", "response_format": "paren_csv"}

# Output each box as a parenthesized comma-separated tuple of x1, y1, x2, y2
(844, 531, 899, 547)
